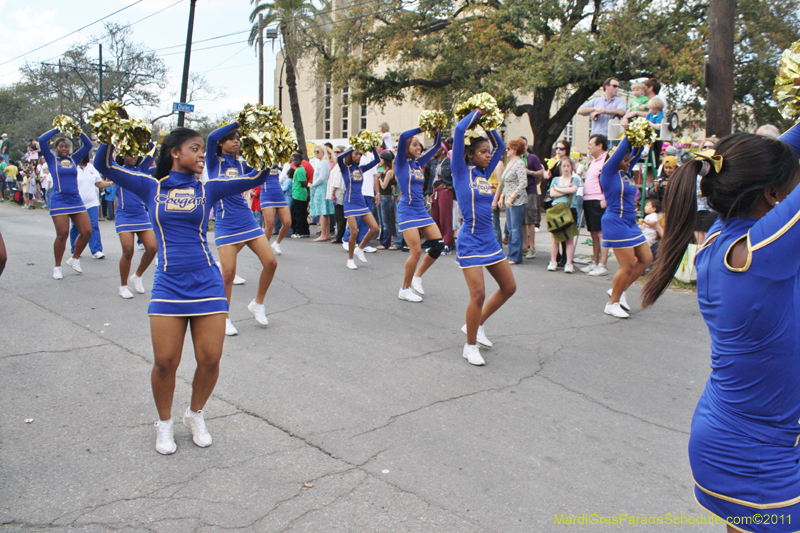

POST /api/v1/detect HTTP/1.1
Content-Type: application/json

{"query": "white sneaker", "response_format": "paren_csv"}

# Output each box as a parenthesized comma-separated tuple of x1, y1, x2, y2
(129, 274, 145, 294)
(92, 251, 105, 259)
(346, 259, 357, 270)
(604, 302, 629, 318)
(183, 408, 212, 447)
(588, 265, 609, 277)
(271, 241, 282, 256)
(354, 246, 368, 263)
(233, 274, 246, 285)
(607, 288, 630, 311)
(411, 275, 425, 295)
(119, 286, 134, 299)
(462, 344, 485, 366)
(364, 245, 377, 253)
(53, 267, 63, 280)
(398, 287, 422, 302)
(154, 419, 177, 455)
(461, 324, 493, 347)
(342, 241, 349, 251)
(225, 318, 238, 336)
(564, 263, 574, 273)
(137, 242, 145, 250)
(580, 262, 596, 273)
(66, 257, 82, 273)
(247, 299, 269, 326)
(534, 227, 540, 233)
(547, 261, 557, 271)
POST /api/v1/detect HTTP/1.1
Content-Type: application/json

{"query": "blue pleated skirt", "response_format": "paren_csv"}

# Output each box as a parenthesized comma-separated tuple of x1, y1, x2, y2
(343, 187, 370, 217)
(214, 211, 264, 247)
(148, 265, 228, 316)
(456, 228, 505, 268)
(397, 197, 434, 232)
(115, 206, 153, 234)
(601, 214, 646, 248)
(261, 183, 289, 208)
(49, 191, 86, 216)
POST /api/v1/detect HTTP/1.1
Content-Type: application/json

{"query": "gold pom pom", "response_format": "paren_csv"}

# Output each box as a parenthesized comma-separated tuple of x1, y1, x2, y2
(236, 103, 296, 169)
(348, 129, 382, 153)
(625, 117, 657, 148)
(418, 111, 447, 136)
(52, 115, 81, 138)
(454, 93, 505, 131)
(112, 118, 152, 158)
(90, 102, 128, 145)
(775, 41, 800, 120)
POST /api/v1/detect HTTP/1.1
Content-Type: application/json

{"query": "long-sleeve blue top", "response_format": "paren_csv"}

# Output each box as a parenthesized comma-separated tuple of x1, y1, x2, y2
(451, 110, 504, 235)
(336, 147, 379, 207)
(692, 122, 800, 446)
(206, 122, 260, 222)
(599, 137, 642, 220)
(395, 128, 441, 206)
(94, 143, 268, 273)
(39, 129, 93, 195)
(117, 143, 155, 211)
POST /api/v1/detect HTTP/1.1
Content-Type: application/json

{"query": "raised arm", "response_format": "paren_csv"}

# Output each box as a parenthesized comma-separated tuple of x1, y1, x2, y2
(206, 122, 238, 178)
(38, 129, 59, 168)
(418, 131, 442, 168)
(452, 110, 482, 176)
(93, 143, 156, 199)
(72, 133, 93, 163)
(486, 130, 505, 177)
(359, 148, 380, 172)
(395, 129, 416, 177)
(629, 145, 643, 168)
(337, 148, 352, 175)
(138, 142, 156, 173)
(600, 137, 631, 189)
(206, 168, 269, 204)
(779, 122, 800, 158)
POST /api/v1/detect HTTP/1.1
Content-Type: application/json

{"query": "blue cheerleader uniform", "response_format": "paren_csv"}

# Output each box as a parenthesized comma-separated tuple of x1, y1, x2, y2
(395, 128, 441, 232)
(116, 153, 155, 234)
(599, 137, 646, 249)
(337, 147, 379, 218)
(206, 123, 265, 247)
(39, 129, 93, 216)
(94, 143, 268, 317)
(688, 123, 800, 532)
(452, 110, 506, 268)
(260, 166, 287, 208)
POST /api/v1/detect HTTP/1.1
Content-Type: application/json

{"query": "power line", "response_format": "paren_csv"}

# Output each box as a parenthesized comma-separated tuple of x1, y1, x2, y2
(0, 0, 146, 67)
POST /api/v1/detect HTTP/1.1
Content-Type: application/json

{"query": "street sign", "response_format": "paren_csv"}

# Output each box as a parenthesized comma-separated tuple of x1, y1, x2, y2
(172, 102, 195, 113)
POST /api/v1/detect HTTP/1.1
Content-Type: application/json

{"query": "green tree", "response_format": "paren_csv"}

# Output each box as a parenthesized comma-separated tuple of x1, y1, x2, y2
(249, 0, 320, 157)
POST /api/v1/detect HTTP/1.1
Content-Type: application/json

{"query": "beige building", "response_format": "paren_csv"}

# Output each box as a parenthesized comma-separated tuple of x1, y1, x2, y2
(274, 52, 684, 156)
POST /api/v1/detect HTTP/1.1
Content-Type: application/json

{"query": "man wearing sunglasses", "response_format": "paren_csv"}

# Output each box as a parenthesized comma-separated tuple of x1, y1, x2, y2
(578, 78, 626, 138)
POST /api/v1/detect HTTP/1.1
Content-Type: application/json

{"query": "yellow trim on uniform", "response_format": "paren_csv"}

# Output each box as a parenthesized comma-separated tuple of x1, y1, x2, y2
(458, 257, 506, 269)
(149, 311, 228, 317)
(198, 186, 212, 267)
(469, 167, 476, 234)
(603, 235, 645, 243)
(457, 250, 505, 259)
(723, 234, 751, 273)
(693, 495, 754, 533)
(750, 208, 800, 251)
(154, 181, 168, 270)
(150, 297, 228, 303)
(694, 477, 800, 510)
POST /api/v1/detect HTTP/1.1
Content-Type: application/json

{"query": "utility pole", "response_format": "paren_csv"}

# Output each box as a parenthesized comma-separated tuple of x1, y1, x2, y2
(705, 0, 734, 137)
(178, 0, 198, 127)
(98, 44, 103, 103)
(258, 14, 264, 105)
(58, 60, 64, 114)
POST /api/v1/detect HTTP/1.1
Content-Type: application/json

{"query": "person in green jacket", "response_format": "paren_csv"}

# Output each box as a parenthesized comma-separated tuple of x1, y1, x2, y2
(289, 152, 310, 237)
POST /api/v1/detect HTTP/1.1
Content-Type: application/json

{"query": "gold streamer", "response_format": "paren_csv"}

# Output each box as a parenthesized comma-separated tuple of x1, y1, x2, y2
(236, 103, 296, 169)
(625, 117, 657, 148)
(775, 41, 800, 120)
(52, 115, 81, 138)
(90, 102, 127, 145)
(348, 130, 382, 153)
(418, 110, 447, 136)
(454, 93, 505, 131)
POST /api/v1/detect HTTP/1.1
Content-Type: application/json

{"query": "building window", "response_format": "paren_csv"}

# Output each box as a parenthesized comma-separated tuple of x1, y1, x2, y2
(324, 83, 331, 139)
(341, 86, 349, 138)
(360, 105, 367, 131)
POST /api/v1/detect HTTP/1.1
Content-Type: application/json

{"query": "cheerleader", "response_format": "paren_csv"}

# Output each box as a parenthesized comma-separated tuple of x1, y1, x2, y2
(642, 125, 800, 533)
(452, 110, 516, 366)
(39, 129, 93, 279)
(115, 147, 158, 299)
(206, 122, 277, 336)
(260, 157, 292, 256)
(337, 146, 380, 270)
(94, 128, 268, 455)
(599, 137, 651, 318)
(394, 126, 443, 302)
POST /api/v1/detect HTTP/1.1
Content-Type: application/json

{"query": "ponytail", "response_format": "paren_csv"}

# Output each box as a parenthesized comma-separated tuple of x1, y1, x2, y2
(641, 160, 701, 308)
(154, 128, 201, 180)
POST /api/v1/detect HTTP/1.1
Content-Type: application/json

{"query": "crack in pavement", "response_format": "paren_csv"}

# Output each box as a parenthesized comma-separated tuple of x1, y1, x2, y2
(275, 474, 370, 533)
(0, 342, 112, 360)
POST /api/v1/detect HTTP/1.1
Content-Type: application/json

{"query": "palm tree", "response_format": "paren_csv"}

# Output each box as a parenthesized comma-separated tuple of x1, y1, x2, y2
(249, 0, 318, 158)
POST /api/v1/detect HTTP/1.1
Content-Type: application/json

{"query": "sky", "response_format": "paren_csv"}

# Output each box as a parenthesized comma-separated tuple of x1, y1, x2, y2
(0, 0, 281, 121)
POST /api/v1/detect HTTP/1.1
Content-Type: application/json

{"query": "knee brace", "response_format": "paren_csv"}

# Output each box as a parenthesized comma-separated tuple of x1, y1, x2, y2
(427, 238, 445, 259)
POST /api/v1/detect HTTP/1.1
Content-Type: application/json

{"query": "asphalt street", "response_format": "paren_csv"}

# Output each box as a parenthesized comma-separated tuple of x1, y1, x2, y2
(0, 202, 714, 532)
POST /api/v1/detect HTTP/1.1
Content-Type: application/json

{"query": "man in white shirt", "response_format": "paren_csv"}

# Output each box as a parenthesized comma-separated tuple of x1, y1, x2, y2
(70, 155, 113, 259)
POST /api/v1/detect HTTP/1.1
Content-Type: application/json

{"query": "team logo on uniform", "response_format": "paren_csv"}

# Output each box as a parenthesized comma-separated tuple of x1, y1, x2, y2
(352, 170, 363, 182)
(155, 188, 205, 212)
(224, 168, 240, 178)
(411, 169, 425, 182)
(270, 168, 280, 176)
(470, 177, 493, 195)
(59, 160, 74, 169)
